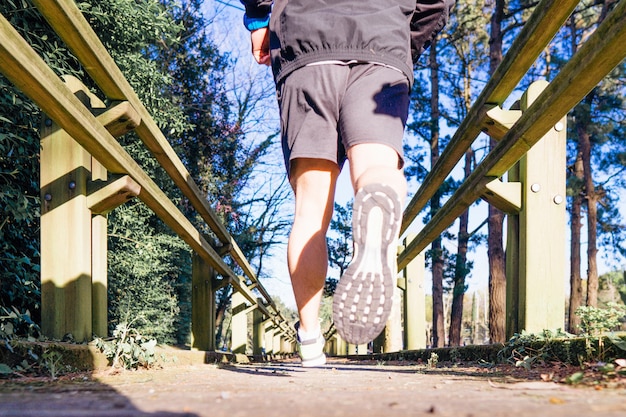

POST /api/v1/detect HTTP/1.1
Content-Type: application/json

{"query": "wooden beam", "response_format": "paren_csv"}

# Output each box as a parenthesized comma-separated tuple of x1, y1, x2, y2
(398, 1, 626, 270)
(86, 174, 140, 214)
(400, 0, 580, 235)
(0, 15, 235, 280)
(481, 178, 522, 214)
(479, 105, 522, 141)
(93, 101, 141, 138)
(30, 0, 269, 301)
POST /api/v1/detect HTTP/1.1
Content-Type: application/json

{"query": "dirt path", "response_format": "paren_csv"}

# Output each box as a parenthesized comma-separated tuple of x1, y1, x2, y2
(1, 358, 625, 417)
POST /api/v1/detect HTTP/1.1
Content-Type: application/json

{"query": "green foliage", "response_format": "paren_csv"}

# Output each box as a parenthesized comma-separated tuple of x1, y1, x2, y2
(327, 201, 353, 281)
(576, 303, 626, 337)
(0, 306, 72, 378)
(599, 270, 626, 305)
(94, 317, 157, 370)
(40, 348, 65, 379)
(107, 202, 189, 344)
(427, 352, 439, 369)
(498, 329, 577, 368)
(0, 305, 40, 343)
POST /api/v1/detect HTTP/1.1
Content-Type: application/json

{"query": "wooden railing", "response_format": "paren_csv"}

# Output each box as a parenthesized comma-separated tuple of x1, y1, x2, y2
(395, 0, 626, 344)
(328, 0, 626, 354)
(0, 0, 295, 354)
(1, 0, 625, 356)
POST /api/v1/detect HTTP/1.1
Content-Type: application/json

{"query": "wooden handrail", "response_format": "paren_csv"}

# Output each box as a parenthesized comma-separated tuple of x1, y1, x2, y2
(398, 0, 626, 270)
(401, 0, 580, 235)
(30, 0, 276, 310)
(0, 9, 288, 335)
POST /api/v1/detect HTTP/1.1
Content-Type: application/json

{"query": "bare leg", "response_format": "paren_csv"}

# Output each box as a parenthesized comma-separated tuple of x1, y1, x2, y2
(288, 158, 340, 335)
(347, 143, 406, 203)
(332, 143, 407, 344)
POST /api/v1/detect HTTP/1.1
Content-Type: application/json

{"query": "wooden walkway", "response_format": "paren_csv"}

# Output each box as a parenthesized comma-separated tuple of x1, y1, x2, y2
(1, 357, 625, 417)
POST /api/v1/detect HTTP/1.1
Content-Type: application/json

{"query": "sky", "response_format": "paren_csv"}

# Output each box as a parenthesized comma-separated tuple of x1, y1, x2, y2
(201, 0, 625, 310)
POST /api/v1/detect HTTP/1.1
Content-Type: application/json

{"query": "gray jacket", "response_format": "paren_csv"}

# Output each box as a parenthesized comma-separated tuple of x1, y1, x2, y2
(240, 0, 455, 85)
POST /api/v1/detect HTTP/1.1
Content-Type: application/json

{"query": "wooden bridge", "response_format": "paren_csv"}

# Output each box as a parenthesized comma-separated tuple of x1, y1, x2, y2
(1, 0, 625, 359)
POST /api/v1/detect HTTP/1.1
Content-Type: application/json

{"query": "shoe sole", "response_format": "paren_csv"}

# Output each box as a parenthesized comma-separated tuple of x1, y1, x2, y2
(332, 183, 401, 345)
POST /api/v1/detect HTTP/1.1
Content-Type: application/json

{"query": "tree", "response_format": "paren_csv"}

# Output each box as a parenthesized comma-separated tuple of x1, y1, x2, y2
(487, 0, 507, 344)
(444, 0, 489, 346)
(158, 0, 291, 344)
(327, 201, 353, 279)
(565, 0, 625, 314)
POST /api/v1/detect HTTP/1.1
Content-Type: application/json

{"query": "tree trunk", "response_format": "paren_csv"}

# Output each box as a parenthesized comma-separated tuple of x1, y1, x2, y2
(580, 124, 599, 307)
(568, 150, 584, 333)
(566, 12, 584, 334)
(429, 39, 445, 347)
(449, 62, 474, 345)
(581, 0, 616, 308)
(487, 0, 506, 343)
(449, 149, 472, 346)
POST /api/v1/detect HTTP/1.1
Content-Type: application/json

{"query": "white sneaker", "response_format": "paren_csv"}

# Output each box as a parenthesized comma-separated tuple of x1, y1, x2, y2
(295, 322, 326, 367)
(332, 183, 401, 345)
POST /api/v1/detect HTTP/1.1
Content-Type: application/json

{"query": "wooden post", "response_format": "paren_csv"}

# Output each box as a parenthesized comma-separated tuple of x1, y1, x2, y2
(40, 114, 93, 342)
(337, 335, 347, 356)
(231, 291, 248, 354)
(40, 77, 108, 342)
(252, 299, 264, 355)
(372, 331, 385, 354)
(40, 76, 140, 341)
(347, 343, 367, 355)
(383, 286, 403, 352)
(191, 253, 216, 351)
(91, 159, 108, 338)
(264, 321, 274, 356)
(402, 236, 426, 350)
(273, 329, 282, 355)
(506, 80, 567, 336)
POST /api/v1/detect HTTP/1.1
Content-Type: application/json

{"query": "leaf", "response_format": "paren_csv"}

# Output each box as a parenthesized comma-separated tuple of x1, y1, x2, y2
(0, 364, 12, 375)
(565, 372, 584, 385)
(615, 358, 626, 367)
(3, 322, 14, 336)
(607, 335, 626, 351)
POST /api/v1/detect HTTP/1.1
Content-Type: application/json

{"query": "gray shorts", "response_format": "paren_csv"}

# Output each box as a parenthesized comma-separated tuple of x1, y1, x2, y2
(277, 63, 409, 177)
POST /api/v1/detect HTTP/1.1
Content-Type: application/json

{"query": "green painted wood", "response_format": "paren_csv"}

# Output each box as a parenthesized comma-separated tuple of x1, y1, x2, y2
(506, 81, 567, 336)
(398, 1, 626, 271)
(191, 254, 216, 351)
(40, 118, 93, 342)
(231, 292, 248, 354)
(402, 236, 426, 350)
(401, 0, 581, 236)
